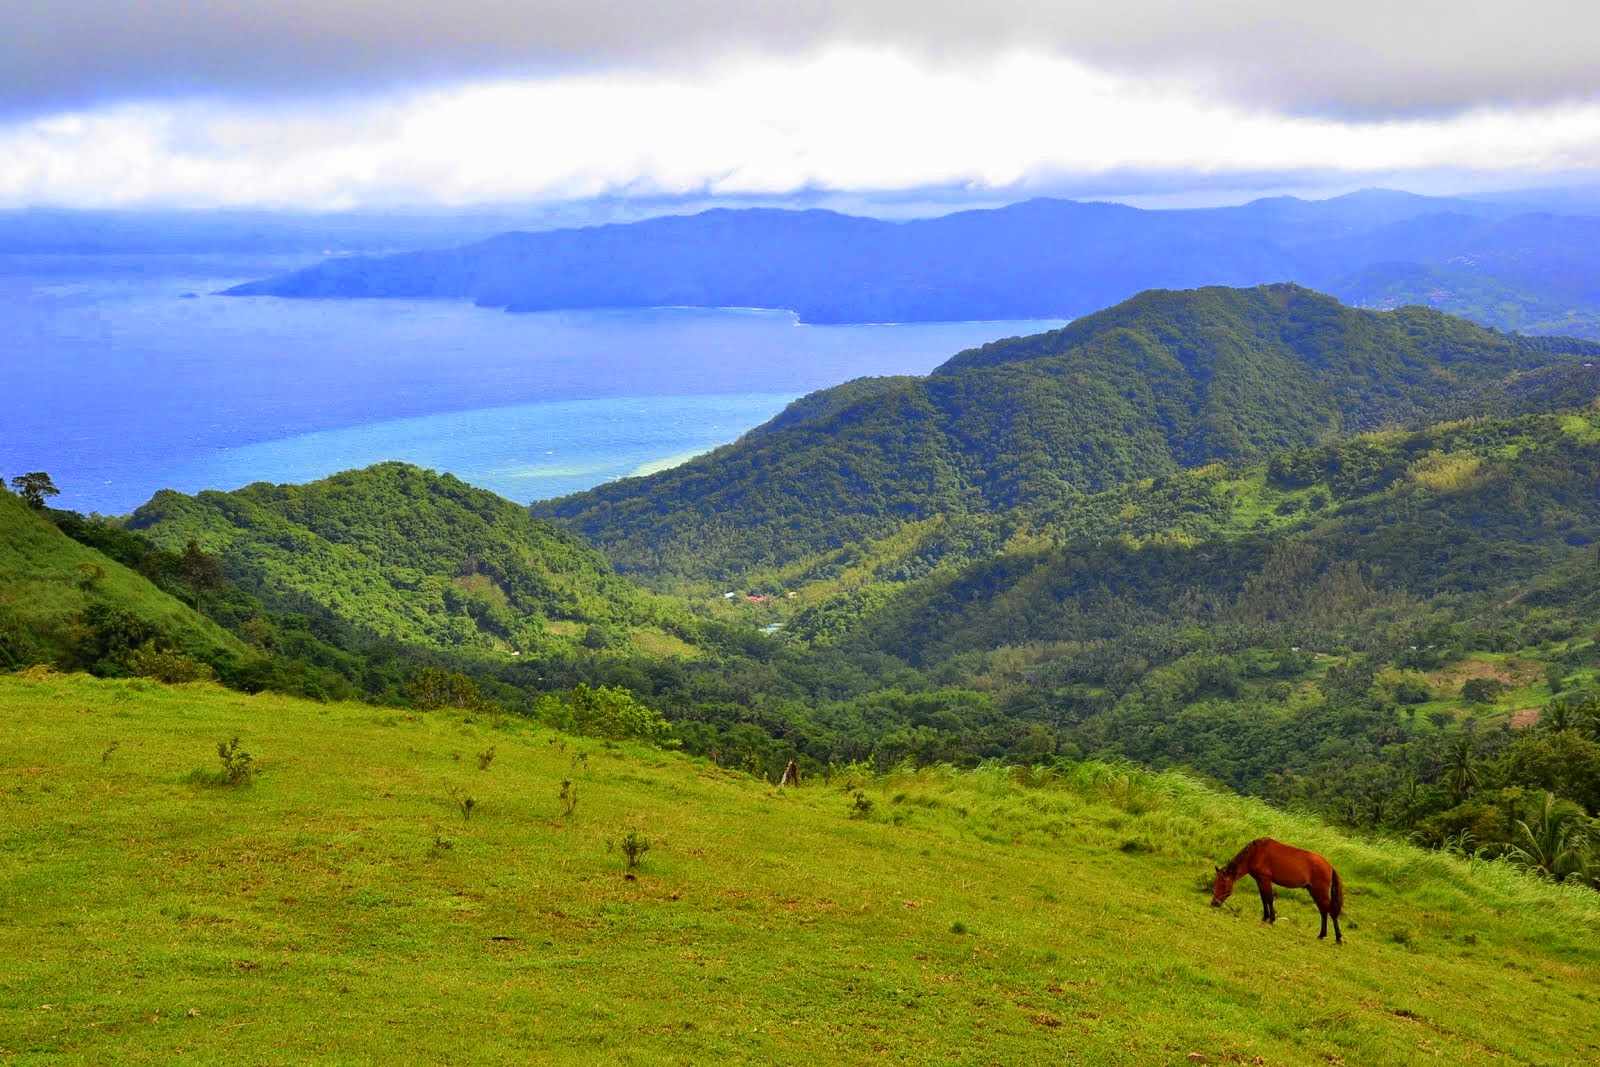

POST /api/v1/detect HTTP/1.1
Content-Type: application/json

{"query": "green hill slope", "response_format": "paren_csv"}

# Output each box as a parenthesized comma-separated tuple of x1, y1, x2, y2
(125, 462, 689, 656)
(2, 671, 1596, 1064)
(731, 406, 1600, 838)
(537, 285, 1600, 581)
(792, 408, 1600, 667)
(0, 488, 249, 674)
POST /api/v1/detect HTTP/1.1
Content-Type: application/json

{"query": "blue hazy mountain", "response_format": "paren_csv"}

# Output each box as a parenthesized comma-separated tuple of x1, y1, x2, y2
(218, 190, 1600, 334)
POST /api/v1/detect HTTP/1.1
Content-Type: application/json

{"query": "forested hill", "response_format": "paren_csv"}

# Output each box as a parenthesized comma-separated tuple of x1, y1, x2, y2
(222, 190, 1600, 336)
(125, 462, 684, 654)
(534, 284, 1600, 580)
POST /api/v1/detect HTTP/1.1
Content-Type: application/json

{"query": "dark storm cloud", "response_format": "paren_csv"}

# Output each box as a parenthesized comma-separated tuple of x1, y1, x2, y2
(4, 1, 1597, 118)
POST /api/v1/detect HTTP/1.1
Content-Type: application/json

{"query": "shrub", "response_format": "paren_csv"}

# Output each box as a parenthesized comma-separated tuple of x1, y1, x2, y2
(409, 667, 482, 711)
(1545, 663, 1567, 694)
(557, 683, 673, 745)
(850, 790, 875, 819)
(615, 828, 652, 871)
(216, 736, 255, 786)
(73, 604, 160, 675)
(129, 642, 216, 685)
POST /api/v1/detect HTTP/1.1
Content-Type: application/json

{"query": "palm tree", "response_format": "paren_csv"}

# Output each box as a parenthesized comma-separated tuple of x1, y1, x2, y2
(1393, 774, 1423, 831)
(1543, 699, 1574, 734)
(1576, 697, 1600, 743)
(1506, 791, 1593, 884)
(1444, 736, 1481, 806)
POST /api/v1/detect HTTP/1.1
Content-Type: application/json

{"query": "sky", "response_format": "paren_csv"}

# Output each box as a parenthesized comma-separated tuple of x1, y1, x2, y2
(3, 1, 1599, 211)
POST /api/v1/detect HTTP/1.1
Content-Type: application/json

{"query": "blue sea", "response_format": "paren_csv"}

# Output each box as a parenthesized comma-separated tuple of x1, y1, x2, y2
(1, 253, 1065, 514)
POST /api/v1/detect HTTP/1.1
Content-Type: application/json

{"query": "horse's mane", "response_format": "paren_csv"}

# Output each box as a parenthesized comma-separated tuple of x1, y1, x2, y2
(1223, 838, 1273, 876)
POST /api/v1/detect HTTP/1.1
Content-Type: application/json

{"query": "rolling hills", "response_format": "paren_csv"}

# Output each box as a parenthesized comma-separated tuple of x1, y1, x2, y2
(2, 670, 1596, 1064)
(535, 284, 1600, 580)
(11, 282, 1600, 902)
(790, 408, 1600, 666)
(123, 462, 688, 657)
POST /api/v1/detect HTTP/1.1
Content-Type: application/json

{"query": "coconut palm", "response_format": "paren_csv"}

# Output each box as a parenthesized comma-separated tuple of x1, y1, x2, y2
(1506, 791, 1593, 884)
(1444, 736, 1482, 806)
(1543, 699, 1574, 734)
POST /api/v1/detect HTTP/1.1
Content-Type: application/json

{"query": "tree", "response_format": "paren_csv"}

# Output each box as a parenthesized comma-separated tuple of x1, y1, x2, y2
(1506, 792, 1593, 883)
(408, 667, 482, 711)
(178, 539, 226, 612)
(567, 683, 673, 744)
(10, 472, 59, 509)
(1444, 735, 1482, 805)
(1503, 729, 1600, 813)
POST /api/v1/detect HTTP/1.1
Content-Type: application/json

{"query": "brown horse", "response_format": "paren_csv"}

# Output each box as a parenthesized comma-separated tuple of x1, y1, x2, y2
(1211, 838, 1343, 943)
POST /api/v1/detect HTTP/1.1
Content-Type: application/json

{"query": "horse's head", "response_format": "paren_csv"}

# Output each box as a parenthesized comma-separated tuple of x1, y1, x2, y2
(1210, 865, 1236, 908)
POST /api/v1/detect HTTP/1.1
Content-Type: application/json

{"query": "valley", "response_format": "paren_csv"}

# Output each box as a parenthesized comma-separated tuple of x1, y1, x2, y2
(12, 10, 1600, 1060)
(9, 281, 1600, 895)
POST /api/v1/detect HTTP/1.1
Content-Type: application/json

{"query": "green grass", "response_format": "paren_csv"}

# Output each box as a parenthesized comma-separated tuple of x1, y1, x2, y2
(2, 671, 1598, 1064)
(0, 492, 248, 667)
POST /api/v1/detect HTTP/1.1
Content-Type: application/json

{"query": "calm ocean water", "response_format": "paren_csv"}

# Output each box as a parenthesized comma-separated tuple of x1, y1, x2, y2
(2, 254, 1064, 514)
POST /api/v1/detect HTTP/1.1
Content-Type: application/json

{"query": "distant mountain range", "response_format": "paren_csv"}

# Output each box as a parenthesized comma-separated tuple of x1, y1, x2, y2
(222, 189, 1600, 337)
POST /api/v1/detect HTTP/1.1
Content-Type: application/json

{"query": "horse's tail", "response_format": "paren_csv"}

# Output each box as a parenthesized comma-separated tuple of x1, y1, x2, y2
(1330, 868, 1344, 919)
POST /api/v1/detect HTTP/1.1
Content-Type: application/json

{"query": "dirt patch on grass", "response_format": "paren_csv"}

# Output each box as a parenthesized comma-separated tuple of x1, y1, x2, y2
(1509, 707, 1541, 730)
(1428, 657, 1540, 691)
(1429, 661, 1510, 687)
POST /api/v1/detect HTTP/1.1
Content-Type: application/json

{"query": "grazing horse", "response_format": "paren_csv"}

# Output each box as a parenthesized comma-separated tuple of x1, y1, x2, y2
(1211, 838, 1343, 943)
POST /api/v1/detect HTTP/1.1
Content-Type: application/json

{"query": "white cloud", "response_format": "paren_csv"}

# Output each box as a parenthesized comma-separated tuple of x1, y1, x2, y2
(7, 1, 1600, 119)
(5, 48, 1600, 210)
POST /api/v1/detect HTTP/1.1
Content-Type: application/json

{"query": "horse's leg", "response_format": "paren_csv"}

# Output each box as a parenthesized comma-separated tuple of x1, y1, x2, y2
(1255, 876, 1275, 923)
(1309, 882, 1331, 939)
(1330, 870, 1344, 944)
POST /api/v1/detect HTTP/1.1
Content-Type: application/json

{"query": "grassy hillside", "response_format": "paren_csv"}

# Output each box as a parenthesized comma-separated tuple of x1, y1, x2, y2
(538, 285, 1599, 581)
(0, 488, 249, 673)
(126, 462, 689, 657)
(3, 670, 1597, 1064)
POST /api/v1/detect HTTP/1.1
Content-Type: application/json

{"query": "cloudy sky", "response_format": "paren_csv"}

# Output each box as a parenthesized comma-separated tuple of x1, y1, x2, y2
(3, 1, 1598, 210)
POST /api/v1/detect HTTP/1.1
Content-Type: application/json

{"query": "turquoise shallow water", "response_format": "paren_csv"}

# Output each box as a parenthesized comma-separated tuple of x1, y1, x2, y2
(2, 253, 1066, 513)
(164, 393, 800, 505)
